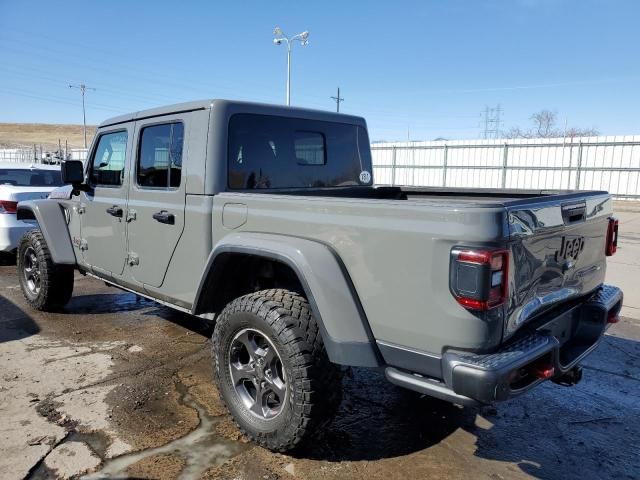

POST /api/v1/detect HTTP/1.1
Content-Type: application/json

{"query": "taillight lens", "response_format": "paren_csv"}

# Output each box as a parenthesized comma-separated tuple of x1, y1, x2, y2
(450, 248, 509, 311)
(0, 200, 18, 214)
(606, 217, 618, 256)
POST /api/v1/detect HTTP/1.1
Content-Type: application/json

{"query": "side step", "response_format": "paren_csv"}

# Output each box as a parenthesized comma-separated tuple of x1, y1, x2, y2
(385, 367, 480, 407)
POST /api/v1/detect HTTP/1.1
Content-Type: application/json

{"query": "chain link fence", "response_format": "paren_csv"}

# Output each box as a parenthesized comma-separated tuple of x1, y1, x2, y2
(0, 147, 87, 164)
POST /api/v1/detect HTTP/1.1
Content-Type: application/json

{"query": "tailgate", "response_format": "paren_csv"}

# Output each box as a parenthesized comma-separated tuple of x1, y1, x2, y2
(505, 193, 612, 337)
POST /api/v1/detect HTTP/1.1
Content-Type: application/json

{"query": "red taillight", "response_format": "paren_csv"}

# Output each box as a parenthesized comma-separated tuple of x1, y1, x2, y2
(0, 200, 18, 214)
(451, 248, 509, 311)
(607, 311, 620, 324)
(528, 360, 555, 379)
(606, 217, 618, 256)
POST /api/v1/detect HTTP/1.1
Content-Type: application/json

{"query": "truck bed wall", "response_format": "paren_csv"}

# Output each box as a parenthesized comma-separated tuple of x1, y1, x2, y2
(210, 192, 508, 356)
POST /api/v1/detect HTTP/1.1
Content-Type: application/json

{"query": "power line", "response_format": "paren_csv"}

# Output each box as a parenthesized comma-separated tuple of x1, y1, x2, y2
(69, 83, 96, 148)
(2, 88, 121, 113)
(330, 87, 344, 112)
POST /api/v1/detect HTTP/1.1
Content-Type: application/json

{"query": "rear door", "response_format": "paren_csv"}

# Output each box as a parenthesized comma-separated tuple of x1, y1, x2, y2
(125, 116, 187, 288)
(80, 127, 133, 276)
(505, 194, 611, 336)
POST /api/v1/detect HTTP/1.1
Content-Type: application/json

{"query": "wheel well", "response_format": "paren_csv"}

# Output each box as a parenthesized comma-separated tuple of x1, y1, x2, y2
(195, 253, 306, 316)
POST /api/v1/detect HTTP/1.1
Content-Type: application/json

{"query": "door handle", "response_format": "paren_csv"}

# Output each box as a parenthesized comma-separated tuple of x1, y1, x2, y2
(152, 210, 175, 225)
(106, 205, 123, 217)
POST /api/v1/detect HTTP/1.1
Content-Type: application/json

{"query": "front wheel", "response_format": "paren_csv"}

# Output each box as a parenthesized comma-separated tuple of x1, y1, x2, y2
(212, 289, 342, 451)
(17, 230, 74, 311)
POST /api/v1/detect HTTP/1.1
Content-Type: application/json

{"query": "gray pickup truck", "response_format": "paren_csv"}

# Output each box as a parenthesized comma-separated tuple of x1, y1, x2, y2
(16, 100, 623, 451)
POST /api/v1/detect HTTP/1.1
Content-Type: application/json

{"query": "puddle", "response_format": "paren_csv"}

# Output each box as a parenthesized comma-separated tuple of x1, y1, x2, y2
(84, 386, 248, 479)
(68, 431, 112, 459)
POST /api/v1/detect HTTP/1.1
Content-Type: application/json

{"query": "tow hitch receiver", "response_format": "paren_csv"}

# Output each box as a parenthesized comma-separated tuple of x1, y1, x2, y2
(553, 365, 584, 387)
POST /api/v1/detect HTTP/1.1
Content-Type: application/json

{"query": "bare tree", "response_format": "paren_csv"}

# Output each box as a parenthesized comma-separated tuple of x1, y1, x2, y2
(504, 127, 529, 139)
(531, 110, 559, 137)
(565, 127, 599, 138)
(504, 110, 599, 139)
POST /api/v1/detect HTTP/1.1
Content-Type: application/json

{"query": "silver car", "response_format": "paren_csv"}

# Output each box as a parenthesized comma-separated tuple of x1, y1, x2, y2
(0, 163, 63, 252)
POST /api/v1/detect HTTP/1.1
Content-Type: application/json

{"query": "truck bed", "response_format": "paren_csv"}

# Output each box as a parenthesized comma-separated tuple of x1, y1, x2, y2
(204, 187, 612, 359)
(273, 185, 608, 207)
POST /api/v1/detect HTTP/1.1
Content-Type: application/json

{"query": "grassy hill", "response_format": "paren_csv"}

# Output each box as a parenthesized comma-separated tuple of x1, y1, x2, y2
(0, 123, 97, 150)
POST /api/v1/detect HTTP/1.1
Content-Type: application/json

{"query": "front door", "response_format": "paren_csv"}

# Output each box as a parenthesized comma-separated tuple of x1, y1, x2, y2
(80, 127, 132, 276)
(125, 117, 187, 288)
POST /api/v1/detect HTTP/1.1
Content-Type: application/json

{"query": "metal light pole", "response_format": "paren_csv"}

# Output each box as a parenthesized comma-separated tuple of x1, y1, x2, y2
(273, 27, 309, 106)
(69, 83, 96, 148)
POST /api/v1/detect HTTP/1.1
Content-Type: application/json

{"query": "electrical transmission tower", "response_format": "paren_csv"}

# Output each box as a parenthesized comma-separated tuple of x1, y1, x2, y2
(481, 104, 502, 139)
(330, 87, 344, 112)
(69, 83, 96, 148)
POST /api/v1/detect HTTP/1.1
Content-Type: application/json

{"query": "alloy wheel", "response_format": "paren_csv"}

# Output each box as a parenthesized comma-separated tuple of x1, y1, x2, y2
(228, 328, 287, 420)
(22, 246, 41, 295)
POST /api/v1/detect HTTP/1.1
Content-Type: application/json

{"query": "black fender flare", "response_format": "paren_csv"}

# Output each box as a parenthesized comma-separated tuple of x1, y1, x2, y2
(16, 200, 77, 265)
(194, 232, 382, 368)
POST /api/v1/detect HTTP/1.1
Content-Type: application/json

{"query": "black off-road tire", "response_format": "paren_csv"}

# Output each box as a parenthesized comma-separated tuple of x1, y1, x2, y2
(17, 229, 74, 311)
(212, 288, 343, 451)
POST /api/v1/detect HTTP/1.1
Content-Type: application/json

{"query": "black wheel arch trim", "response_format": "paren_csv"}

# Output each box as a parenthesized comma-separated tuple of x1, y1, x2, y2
(16, 200, 77, 265)
(193, 233, 383, 368)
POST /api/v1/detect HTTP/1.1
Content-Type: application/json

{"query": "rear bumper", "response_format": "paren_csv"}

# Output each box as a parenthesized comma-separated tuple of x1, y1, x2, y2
(386, 284, 623, 405)
(0, 215, 38, 252)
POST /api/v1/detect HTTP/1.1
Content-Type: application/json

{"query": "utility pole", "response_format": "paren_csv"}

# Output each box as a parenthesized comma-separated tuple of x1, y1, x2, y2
(69, 83, 96, 148)
(330, 87, 344, 112)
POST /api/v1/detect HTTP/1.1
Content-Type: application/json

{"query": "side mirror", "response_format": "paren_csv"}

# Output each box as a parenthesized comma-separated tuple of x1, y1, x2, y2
(61, 160, 84, 185)
(61, 160, 88, 194)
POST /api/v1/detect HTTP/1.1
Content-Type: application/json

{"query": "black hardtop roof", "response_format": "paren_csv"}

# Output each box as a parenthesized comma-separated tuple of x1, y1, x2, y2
(99, 99, 366, 128)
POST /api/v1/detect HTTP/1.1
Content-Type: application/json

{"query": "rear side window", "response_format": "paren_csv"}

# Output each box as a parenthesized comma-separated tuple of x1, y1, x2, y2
(0, 169, 62, 187)
(228, 114, 372, 189)
(137, 122, 184, 188)
(90, 131, 128, 187)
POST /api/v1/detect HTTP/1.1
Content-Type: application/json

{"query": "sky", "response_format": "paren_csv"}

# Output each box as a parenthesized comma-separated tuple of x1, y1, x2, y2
(1, 0, 639, 141)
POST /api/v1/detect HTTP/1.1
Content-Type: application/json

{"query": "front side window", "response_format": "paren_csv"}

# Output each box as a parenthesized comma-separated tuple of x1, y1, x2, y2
(228, 114, 372, 189)
(137, 122, 184, 188)
(90, 131, 129, 187)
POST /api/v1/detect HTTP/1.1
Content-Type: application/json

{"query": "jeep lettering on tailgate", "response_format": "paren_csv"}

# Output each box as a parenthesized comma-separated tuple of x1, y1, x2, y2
(555, 235, 586, 262)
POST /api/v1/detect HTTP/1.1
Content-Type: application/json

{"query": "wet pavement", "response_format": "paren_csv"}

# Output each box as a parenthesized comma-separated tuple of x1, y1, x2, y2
(0, 206, 639, 479)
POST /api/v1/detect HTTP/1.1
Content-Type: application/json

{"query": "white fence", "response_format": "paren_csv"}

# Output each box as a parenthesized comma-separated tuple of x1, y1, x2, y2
(371, 135, 640, 199)
(3, 135, 640, 199)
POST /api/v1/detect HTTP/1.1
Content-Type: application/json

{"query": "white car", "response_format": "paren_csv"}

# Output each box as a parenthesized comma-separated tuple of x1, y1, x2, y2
(0, 163, 63, 252)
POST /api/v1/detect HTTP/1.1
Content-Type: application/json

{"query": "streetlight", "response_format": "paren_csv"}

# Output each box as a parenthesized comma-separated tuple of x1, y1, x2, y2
(273, 26, 309, 106)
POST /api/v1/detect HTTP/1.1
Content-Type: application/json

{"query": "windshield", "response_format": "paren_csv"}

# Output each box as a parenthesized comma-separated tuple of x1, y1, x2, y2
(0, 168, 63, 187)
(228, 113, 373, 189)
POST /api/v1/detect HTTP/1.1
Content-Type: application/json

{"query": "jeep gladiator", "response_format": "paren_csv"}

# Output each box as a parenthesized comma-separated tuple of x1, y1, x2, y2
(16, 100, 623, 451)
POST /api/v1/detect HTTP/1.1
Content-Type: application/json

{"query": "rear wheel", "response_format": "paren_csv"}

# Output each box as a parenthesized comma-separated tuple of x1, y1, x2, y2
(212, 289, 342, 451)
(17, 230, 74, 311)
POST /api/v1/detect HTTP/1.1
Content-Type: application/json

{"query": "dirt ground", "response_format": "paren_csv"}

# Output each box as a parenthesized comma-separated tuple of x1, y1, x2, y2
(1, 208, 639, 479)
(0, 123, 96, 149)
